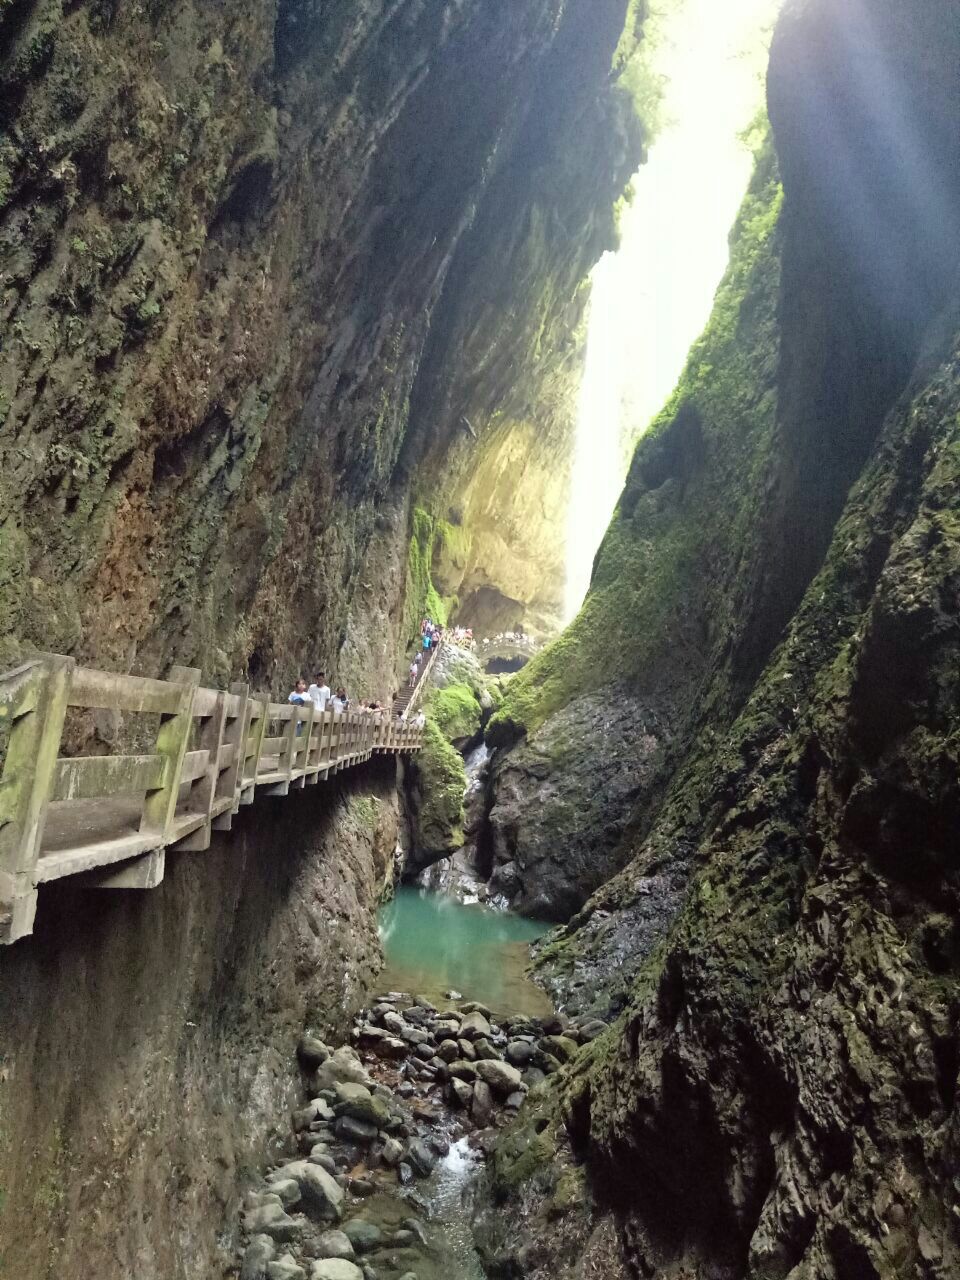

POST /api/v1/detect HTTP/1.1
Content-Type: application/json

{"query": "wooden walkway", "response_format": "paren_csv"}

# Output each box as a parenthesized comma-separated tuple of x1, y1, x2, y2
(0, 655, 422, 945)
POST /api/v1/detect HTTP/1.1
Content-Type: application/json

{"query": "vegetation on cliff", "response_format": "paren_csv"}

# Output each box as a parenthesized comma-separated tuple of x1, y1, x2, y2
(488, 133, 783, 746)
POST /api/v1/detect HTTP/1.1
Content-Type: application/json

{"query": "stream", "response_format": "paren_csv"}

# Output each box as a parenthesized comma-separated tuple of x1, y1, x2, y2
(379, 886, 552, 1019)
(236, 889, 562, 1280)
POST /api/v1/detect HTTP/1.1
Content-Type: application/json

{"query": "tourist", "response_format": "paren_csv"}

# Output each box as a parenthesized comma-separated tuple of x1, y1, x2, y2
(331, 687, 349, 713)
(408, 658, 419, 687)
(307, 669, 331, 712)
(412, 710, 426, 729)
(288, 678, 310, 706)
(423, 629, 432, 654)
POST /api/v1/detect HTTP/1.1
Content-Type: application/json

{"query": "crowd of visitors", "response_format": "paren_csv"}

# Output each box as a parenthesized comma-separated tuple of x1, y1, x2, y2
(287, 668, 390, 718)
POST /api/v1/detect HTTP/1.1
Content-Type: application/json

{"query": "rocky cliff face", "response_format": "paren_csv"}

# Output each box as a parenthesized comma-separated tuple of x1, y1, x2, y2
(0, 772, 398, 1280)
(0, 0, 641, 689)
(482, 1, 960, 1276)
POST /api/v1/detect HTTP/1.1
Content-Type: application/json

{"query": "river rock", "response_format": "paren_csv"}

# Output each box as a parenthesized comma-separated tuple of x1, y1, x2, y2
(460, 1001, 492, 1017)
(335, 1089, 390, 1128)
(271, 1161, 344, 1220)
(459, 1010, 491, 1039)
(382, 1011, 406, 1034)
(245, 1200, 302, 1243)
(437, 1039, 460, 1062)
(311, 1262, 364, 1280)
(268, 1256, 307, 1280)
(448, 1060, 478, 1081)
(298, 1036, 332, 1070)
(474, 1059, 523, 1096)
(540, 1034, 579, 1062)
(317, 1230, 355, 1260)
(578, 1019, 607, 1041)
(471, 1080, 495, 1126)
(381, 1136, 404, 1166)
(457, 1039, 476, 1060)
(472, 1038, 501, 1061)
(375, 1037, 409, 1059)
(242, 1235, 277, 1280)
(310, 1047, 371, 1092)
(405, 1139, 436, 1177)
(309, 1152, 337, 1175)
(335, 1115, 379, 1144)
(523, 1067, 546, 1088)
(342, 1219, 386, 1252)
(506, 1040, 535, 1066)
(448, 1078, 473, 1108)
(294, 1099, 334, 1130)
(505, 1091, 525, 1110)
(270, 1179, 302, 1209)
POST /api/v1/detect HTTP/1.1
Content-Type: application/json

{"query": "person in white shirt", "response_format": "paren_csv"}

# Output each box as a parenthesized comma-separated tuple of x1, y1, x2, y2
(307, 670, 331, 711)
(288, 679, 310, 705)
(413, 710, 426, 729)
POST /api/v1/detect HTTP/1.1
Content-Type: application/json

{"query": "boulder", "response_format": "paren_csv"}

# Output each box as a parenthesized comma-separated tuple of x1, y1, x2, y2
(374, 1037, 409, 1059)
(506, 1040, 535, 1067)
(334, 1089, 390, 1128)
(437, 1039, 460, 1063)
(578, 1019, 607, 1042)
(381, 1136, 404, 1167)
(459, 1011, 491, 1039)
(342, 1218, 386, 1253)
(310, 1048, 371, 1092)
(505, 1091, 525, 1110)
(460, 1001, 492, 1017)
(474, 1059, 523, 1097)
(242, 1235, 276, 1280)
(270, 1161, 344, 1221)
(448, 1060, 478, 1082)
(471, 1080, 495, 1126)
(311, 1262, 364, 1280)
(334, 1116, 378, 1145)
(405, 1139, 436, 1178)
(472, 1038, 501, 1061)
(298, 1036, 331, 1070)
(540, 1035, 579, 1063)
(457, 1039, 476, 1060)
(270, 1179, 302, 1209)
(316, 1230, 355, 1260)
(294, 1099, 334, 1131)
(267, 1257, 307, 1280)
(448, 1078, 474, 1109)
(245, 1200, 302, 1243)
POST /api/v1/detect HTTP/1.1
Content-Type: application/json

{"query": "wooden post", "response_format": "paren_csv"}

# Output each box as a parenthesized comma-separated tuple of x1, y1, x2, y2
(139, 665, 199, 842)
(241, 696, 269, 804)
(0, 654, 74, 944)
(213, 682, 250, 829)
(177, 689, 228, 852)
(294, 701, 315, 789)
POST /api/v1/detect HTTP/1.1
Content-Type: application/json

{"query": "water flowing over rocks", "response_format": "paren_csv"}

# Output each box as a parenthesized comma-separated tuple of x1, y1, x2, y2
(234, 992, 609, 1280)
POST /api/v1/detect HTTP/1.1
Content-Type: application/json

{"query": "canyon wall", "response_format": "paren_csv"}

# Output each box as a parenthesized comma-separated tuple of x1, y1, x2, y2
(0, 0, 641, 691)
(0, 770, 399, 1279)
(482, 1, 960, 1276)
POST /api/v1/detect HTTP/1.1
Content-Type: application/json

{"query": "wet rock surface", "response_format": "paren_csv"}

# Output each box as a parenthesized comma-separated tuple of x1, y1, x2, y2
(487, 690, 670, 920)
(234, 993, 607, 1279)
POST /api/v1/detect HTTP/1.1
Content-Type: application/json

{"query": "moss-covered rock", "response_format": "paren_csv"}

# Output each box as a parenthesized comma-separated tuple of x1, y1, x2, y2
(404, 719, 467, 870)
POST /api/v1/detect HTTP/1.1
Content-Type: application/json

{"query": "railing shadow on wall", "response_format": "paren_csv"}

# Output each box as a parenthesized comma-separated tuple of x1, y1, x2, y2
(0, 655, 422, 946)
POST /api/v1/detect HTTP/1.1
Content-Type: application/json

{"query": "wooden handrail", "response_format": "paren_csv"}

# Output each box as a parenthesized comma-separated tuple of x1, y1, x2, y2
(0, 656, 423, 944)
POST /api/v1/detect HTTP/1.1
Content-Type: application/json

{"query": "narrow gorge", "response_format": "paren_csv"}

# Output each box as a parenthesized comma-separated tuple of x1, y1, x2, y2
(1, 2, 958, 1279)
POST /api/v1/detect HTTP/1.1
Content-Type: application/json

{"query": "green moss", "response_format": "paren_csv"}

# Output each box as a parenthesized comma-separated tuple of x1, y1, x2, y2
(403, 507, 451, 645)
(413, 718, 466, 854)
(425, 681, 482, 743)
(488, 135, 783, 745)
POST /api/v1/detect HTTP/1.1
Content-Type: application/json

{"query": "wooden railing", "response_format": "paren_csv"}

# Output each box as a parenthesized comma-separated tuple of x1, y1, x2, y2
(0, 654, 422, 945)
